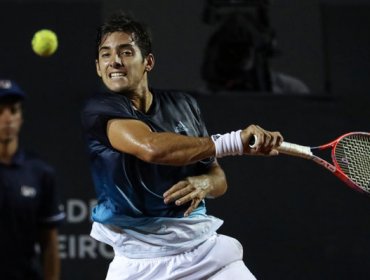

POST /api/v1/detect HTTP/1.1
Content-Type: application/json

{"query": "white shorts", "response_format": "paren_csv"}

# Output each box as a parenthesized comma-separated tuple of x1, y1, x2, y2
(105, 233, 256, 280)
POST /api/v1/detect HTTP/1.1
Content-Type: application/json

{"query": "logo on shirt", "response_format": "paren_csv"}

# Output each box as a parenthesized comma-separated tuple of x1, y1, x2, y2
(174, 121, 189, 134)
(20, 185, 37, 198)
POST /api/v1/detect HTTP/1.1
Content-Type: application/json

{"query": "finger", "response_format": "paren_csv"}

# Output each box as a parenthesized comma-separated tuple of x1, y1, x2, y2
(277, 132, 284, 145)
(163, 181, 188, 197)
(268, 132, 283, 150)
(253, 132, 264, 153)
(184, 198, 202, 217)
(263, 133, 273, 149)
(164, 189, 193, 204)
(268, 148, 279, 156)
(174, 191, 196, 206)
(256, 128, 279, 152)
(163, 182, 191, 204)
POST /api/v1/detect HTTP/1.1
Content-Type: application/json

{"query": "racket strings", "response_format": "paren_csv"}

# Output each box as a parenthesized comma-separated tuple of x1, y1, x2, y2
(335, 134, 370, 192)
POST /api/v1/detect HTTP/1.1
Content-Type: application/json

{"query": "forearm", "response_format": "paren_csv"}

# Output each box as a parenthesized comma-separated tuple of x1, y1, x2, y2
(108, 119, 216, 165)
(203, 162, 228, 198)
(43, 253, 60, 280)
(139, 132, 215, 165)
(40, 229, 60, 280)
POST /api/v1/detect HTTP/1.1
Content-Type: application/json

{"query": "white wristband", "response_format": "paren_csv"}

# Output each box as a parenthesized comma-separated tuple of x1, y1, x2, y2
(211, 130, 244, 158)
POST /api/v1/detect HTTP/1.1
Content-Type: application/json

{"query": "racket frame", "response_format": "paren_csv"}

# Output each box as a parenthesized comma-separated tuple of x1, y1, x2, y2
(278, 132, 369, 193)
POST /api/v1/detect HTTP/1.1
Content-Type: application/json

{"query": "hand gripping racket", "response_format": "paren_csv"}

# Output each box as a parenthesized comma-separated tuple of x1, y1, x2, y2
(252, 132, 370, 194)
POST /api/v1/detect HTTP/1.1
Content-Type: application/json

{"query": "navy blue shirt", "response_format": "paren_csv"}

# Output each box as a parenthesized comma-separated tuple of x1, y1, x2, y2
(0, 149, 65, 280)
(81, 89, 214, 228)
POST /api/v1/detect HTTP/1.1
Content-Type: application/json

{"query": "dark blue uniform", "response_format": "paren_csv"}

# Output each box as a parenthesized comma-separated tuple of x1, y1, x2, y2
(0, 149, 65, 280)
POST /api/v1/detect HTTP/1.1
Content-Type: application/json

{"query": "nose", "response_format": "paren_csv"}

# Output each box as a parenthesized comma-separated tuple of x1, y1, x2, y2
(110, 53, 122, 67)
(0, 108, 14, 123)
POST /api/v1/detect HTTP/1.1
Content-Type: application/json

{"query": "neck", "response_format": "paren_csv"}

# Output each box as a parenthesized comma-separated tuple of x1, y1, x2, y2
(0, 139, 18, 165)
(130, 87, 153, 113)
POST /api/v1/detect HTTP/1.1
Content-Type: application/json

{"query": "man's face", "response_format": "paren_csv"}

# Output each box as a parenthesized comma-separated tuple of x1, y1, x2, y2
(95, 31, 154, 93)
(0, 101, 23, 143)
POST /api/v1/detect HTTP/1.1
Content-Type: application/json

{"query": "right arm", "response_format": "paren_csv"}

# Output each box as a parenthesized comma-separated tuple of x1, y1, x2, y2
(107, 119, 283, 166)
(107, 118, 215, 165)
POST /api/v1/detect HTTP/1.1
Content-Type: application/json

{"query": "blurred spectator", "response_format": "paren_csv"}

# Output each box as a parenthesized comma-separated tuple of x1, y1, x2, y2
(0, 79, 65, 280)
(201, 13, 310, 94)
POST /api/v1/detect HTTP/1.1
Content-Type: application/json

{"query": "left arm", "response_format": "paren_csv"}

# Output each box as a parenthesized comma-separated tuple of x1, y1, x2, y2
(163, 161, 227, 216)
(39, 228, 60, 280)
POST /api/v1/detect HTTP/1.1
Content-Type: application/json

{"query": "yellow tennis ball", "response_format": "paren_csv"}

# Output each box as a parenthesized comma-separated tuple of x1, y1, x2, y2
(31, 29, 58, 57)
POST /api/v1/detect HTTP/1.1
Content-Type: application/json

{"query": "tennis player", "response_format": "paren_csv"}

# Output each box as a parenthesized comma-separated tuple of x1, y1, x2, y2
(81, 11, 283, 279)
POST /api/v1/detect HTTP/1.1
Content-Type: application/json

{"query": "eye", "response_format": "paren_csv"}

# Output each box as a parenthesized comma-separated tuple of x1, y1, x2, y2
(120, 49, 133, 56)
(10, 105, 20, 114)
(100, 52, 110, 58)
(0, 104, 21, 115)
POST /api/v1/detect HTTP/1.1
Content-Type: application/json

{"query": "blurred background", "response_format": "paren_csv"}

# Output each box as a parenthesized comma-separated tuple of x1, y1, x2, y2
(0, 0, 369, 279)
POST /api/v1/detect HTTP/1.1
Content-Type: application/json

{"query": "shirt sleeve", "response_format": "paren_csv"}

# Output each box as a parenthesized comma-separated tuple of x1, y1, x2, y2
(38, 163, 65, 228)
(81, 93, 137, 147)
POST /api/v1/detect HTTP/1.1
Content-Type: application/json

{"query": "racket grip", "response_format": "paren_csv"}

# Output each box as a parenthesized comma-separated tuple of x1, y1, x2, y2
(278, 142, 313, 159)
(249, 135, 313, 159)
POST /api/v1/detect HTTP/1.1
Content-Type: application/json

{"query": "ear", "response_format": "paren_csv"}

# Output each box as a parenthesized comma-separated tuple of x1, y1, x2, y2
(144, 53, 155, 72)
(95, 59, 102, 77)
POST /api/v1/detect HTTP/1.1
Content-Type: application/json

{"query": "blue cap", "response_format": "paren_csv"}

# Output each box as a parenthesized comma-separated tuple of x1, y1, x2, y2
(0, 79, 26, 100)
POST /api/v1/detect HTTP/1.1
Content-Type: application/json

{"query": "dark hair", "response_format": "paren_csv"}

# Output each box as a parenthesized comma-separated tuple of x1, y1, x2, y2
(96, 11, 152, 59)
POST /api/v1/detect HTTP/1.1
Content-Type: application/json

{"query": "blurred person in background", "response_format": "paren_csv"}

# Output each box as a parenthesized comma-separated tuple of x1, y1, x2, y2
(201, 3, 309, 94)
(0, 79, 65, 280)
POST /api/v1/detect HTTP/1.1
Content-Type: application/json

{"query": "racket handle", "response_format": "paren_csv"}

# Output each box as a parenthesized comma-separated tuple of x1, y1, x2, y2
(249, 135, 313, 159)
(278, 142, 313, 159)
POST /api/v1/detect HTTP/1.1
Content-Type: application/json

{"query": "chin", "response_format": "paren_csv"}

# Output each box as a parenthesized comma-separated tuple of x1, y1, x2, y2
(106, 82, 127, 92)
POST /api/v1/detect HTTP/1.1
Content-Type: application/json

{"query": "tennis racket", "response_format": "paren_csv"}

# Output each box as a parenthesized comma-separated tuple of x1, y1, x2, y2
(252, 132, 370, 194)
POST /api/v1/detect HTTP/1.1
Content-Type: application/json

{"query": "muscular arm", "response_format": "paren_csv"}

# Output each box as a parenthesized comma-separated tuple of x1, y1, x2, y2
(39, 228, 60, 280)
(107, 118, 215, 165)
(107, 119, 283, 165)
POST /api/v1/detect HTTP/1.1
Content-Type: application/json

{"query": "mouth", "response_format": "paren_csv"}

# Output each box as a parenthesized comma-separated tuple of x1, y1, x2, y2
(109, 72, 127, 79)
(0, 126, 16, 135)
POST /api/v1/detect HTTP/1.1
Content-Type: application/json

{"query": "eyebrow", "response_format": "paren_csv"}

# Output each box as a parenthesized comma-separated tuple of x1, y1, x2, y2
(99, 42, 136, 53)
